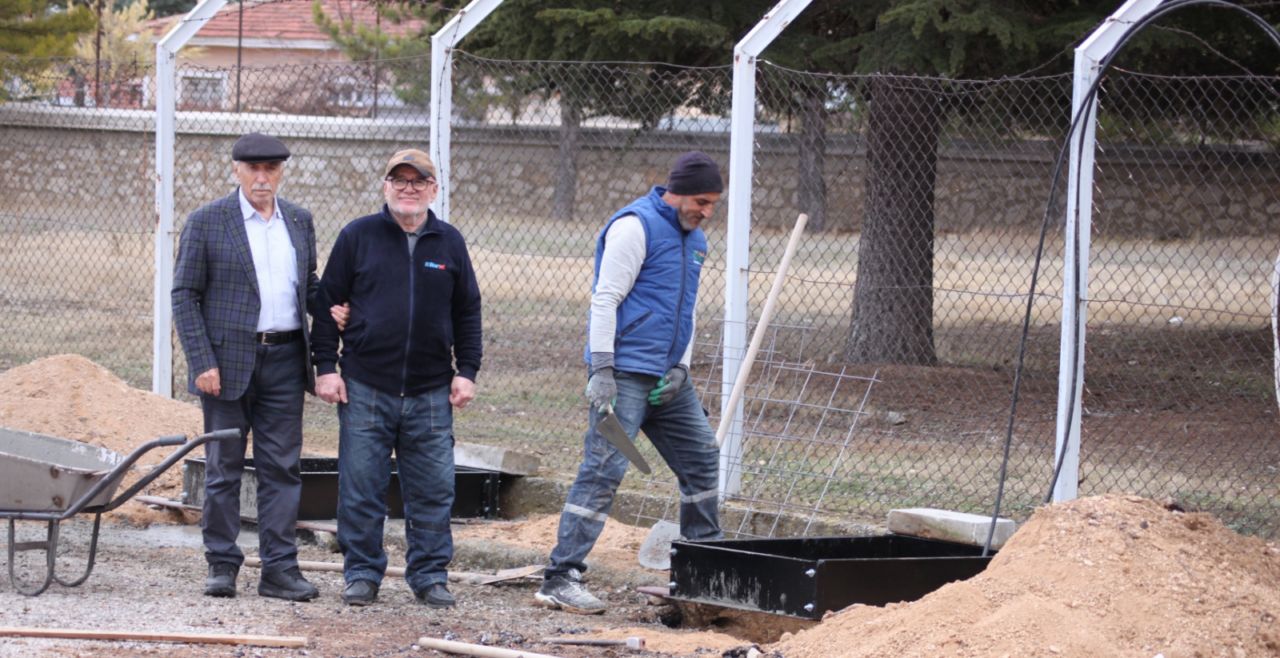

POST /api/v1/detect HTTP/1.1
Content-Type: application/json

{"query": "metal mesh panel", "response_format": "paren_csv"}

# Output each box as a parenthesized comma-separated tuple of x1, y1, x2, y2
(1, 48, 1276, 538)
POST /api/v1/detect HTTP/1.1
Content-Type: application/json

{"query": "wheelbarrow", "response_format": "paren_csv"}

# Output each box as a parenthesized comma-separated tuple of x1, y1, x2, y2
(0, 427, 237, 596)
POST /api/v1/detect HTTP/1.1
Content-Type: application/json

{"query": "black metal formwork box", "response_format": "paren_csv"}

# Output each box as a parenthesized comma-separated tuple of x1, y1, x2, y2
(183, 457, 503, 520)
(670, 534, 994, 620)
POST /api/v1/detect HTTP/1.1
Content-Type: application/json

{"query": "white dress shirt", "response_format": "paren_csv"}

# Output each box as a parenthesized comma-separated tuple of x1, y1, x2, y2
(239, 189, 300, 332)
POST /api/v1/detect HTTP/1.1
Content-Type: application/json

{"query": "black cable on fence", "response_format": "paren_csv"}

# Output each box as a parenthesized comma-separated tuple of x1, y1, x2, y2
(984, 0, 1280, 557)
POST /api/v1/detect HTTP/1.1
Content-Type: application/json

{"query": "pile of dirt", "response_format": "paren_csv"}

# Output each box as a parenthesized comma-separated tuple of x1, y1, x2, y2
(0, 355, 204, 525)
(774, 494, 1280, 657)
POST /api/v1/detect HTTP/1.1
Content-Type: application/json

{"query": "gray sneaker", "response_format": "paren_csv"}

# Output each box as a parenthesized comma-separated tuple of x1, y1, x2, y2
(534, 574, 606, 615)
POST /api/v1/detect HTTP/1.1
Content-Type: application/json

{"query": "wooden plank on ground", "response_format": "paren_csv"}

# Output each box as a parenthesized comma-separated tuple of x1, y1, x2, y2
(243, 557, 541, 585)
(0, 627, 306, 648)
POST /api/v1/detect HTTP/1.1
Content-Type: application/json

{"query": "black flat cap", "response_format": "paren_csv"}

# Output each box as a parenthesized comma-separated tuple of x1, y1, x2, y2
(231, 132, 290, 163)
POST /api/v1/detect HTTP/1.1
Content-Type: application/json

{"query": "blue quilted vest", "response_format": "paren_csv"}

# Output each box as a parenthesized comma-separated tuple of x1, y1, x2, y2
(585, 186, 707, 377)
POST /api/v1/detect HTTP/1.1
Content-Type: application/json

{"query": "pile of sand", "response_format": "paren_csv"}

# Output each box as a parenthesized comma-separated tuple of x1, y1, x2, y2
(774, 494, 1280, 657)
(0, 355, 204, 524)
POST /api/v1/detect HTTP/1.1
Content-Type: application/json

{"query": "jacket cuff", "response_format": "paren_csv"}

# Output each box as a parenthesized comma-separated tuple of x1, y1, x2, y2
(456, 366, 479, 382)
(315, 360, 338, 376)
(589, 351, 614, 373)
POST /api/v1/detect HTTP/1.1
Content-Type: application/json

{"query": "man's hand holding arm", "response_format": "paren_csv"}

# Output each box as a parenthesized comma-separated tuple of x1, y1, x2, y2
(311, 232, 354, 404)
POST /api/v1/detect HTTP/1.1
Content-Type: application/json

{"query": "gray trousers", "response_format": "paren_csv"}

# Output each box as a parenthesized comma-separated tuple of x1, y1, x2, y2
(200, 340, 306, 572)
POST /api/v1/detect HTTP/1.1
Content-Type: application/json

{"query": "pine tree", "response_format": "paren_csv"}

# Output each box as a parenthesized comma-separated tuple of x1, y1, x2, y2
(0, 0, 95, 100)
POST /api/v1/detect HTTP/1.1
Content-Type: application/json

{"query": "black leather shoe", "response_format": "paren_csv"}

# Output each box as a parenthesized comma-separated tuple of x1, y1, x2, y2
(204, 563, 238, 597)
(258, 566, 319, 602)
(342, 580, 379, 606)
(415, 583, 456, 608)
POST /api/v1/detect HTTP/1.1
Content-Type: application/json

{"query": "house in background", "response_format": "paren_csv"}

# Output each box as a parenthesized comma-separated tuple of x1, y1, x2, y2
(149, 0, 422, 115)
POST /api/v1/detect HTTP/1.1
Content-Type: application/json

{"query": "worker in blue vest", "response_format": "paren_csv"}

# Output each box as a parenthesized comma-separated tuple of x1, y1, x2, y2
(536, 151, 725, 614)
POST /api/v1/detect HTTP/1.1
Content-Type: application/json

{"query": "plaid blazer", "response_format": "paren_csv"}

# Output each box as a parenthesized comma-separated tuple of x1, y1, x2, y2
(172, 191, 319, 400)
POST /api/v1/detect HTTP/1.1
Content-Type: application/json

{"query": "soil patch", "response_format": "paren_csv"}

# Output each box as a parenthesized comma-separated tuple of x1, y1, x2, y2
(774, 494, 1280, 657)
(0, 354, 204, 524)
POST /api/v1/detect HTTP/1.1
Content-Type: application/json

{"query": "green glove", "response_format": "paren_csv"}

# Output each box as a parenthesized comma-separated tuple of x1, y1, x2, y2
(647, 365, 688, 406)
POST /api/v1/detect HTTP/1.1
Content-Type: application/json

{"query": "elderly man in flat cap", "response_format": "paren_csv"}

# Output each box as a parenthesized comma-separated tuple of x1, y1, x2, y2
(172, 132, 321, 601)
(535, 151, 726, 614)
(310, 149, 482, 609)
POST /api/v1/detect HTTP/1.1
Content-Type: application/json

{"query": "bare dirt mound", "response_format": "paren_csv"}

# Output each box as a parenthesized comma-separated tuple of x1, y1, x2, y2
(774, 494, 1280, 657)
(0, 354, 204, 525)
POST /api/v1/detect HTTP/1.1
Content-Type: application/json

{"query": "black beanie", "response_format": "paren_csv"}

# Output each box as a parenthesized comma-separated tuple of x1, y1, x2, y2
(666, 151, 724, 195)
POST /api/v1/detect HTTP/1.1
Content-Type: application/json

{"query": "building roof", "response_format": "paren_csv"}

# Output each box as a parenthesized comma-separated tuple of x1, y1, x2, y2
(150, 0, 425, 49)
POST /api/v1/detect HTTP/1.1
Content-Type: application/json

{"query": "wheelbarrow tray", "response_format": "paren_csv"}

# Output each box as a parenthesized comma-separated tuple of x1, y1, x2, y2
(0, 427, 124, 513)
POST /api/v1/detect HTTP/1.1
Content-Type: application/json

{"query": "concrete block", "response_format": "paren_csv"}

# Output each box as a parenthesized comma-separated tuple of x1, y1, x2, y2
(454, 442, 540, 476)
(887, 507, 1016, 550)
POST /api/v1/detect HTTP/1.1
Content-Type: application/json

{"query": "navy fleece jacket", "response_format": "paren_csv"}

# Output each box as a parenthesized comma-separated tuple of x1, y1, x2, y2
(311, 206, 482, 396)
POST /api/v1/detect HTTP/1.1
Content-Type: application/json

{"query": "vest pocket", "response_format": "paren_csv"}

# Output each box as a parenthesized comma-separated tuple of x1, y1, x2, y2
(618, 310, 652, 338)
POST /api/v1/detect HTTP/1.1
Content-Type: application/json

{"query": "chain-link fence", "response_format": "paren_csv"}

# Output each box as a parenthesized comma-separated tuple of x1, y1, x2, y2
(1, 49, 1276, 538)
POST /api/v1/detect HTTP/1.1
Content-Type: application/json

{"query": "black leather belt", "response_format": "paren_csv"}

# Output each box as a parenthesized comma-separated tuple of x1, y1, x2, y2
(255, 330, 301, 345)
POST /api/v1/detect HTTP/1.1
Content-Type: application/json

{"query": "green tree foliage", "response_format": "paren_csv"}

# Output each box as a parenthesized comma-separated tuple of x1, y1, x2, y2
(145, 0, 194, 17)
(0, 0, 95, 100)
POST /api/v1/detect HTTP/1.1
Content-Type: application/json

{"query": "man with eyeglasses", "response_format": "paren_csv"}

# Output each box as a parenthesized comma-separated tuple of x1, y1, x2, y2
(310, 149, 482, 609)
(172, 132, 321, 602)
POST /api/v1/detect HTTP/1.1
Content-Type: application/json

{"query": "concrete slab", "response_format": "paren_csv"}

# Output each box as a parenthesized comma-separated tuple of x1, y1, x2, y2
(454, 442, 540, 476)
(887, 507, 1017, 550)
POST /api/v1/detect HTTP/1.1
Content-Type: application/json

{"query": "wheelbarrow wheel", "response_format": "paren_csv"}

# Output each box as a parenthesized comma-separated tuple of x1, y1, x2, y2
(6, 514, 102, 597)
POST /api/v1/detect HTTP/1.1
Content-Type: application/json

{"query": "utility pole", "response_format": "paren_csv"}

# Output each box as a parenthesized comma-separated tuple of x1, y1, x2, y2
(235, 0, 243, 112)
(94, 0, 104, 107)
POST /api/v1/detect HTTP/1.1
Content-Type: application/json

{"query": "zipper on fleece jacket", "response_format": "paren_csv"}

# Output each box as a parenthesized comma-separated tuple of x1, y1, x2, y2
(399, 240, 415, 397)
(671, 231, 689, 365)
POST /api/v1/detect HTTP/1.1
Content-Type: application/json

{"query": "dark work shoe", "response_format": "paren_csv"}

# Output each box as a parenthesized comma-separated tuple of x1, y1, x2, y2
(534, 574, 606, 615)
(258, 567, 319, 602)
(204, 563, 238, 598)
(342, 579, 379, 606)
(415, 583, 456, 608)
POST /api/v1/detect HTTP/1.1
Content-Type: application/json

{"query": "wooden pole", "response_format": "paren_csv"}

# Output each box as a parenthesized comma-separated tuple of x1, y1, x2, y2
(0, 627, 306, 648)
(242, 557, 541, 585)
(715, 212, 808, 448)
(417, 636, 564, 658)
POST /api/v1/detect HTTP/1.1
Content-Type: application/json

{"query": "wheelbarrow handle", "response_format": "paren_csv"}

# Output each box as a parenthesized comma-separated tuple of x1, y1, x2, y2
(86, 429, 240, 515)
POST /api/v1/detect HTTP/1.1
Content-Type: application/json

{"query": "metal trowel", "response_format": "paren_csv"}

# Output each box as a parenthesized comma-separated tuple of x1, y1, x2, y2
(597, 403, 651, 474)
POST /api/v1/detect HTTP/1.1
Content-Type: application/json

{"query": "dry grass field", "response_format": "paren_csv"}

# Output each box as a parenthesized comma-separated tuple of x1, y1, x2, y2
(2, 217, 1277, 535)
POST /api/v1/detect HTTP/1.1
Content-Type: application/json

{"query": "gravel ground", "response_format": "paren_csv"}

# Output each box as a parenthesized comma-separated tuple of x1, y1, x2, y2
(0, 516, 748, 658)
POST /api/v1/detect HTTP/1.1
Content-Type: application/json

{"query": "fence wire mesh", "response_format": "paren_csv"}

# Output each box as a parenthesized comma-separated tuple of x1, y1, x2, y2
(0, 49, 1277, 538)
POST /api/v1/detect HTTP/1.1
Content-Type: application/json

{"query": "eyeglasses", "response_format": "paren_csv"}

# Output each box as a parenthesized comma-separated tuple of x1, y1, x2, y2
(386, 177, 435, 191)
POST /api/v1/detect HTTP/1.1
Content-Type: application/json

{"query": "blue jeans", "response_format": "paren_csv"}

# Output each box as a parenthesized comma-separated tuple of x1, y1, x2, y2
(546, 370, 721, 578)
(337, 376, 455, 593)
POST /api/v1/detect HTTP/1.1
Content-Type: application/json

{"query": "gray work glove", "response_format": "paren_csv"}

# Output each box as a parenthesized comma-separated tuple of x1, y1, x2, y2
(585, 352, 617, 411)
(648, 365, 688, 407)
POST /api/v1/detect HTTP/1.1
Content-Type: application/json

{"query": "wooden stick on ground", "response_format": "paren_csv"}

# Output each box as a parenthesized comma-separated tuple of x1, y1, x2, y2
(0, 627, 306, 648)
(243, 557, 542, 585)
(417, 636, 564, 658)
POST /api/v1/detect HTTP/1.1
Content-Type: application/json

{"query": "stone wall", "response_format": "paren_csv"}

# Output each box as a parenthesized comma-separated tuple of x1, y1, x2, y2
(2, 106, 1277, 239)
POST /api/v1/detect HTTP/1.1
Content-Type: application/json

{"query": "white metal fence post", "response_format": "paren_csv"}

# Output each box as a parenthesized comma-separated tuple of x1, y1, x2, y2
(1055, 0, 1164, 502)
(720, 0, 814, 498)
(153, 0, 227, 397)
(429, 0, 506, 222)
